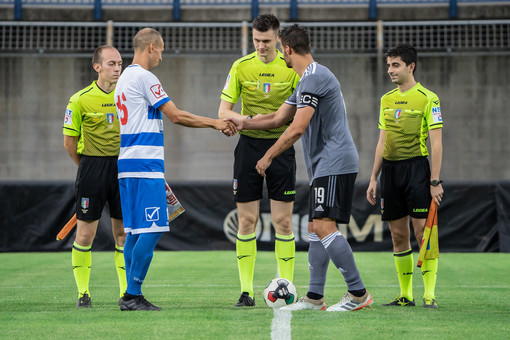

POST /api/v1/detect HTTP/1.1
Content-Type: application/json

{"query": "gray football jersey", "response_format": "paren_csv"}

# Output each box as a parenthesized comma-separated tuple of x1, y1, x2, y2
(286, 62, 358, 183)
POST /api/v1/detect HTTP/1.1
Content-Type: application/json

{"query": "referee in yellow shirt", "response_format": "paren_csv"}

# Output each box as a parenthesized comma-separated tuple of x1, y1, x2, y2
(63, 46, 126, 308)
(218, 14, 300, 307)
(367, 44, 444, 309)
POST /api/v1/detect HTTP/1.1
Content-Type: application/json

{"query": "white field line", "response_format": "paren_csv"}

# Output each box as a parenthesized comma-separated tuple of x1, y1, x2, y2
(1, 283, 509, 290)
(271, 309, 292, 340)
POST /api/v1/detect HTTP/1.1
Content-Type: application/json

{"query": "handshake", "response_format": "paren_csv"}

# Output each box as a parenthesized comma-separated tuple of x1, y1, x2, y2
(218, 115, 249, 137)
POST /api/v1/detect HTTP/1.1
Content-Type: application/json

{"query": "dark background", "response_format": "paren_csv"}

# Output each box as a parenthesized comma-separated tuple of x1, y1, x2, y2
(1, 181, 509, 253)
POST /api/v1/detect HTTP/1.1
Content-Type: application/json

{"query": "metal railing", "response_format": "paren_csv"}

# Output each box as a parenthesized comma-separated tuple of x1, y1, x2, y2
(0, 0, 504, 4)
(2, 0, 507, 21)
(1, 20, 509, 56)
(383, 21, 510, 53)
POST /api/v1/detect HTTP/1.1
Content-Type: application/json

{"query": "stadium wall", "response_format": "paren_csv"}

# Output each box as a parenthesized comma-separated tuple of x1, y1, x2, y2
(0, 54, 508, 182)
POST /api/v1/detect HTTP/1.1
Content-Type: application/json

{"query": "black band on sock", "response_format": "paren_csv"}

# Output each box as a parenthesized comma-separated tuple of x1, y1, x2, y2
(348, 288, 366, 298)
(394, 249, 413, 257)
(236, 236, 256, 242)
(275, 236, 295, 242)
(307, 292, 324, 300)
(73, 245, 91, 252)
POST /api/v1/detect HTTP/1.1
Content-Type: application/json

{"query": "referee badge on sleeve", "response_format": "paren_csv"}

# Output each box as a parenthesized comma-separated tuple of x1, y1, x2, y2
(64, 108, 72, 125)
(224, 75, 231, 90)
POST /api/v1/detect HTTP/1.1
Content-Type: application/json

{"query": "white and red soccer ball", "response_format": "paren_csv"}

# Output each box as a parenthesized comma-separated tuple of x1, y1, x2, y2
(263, 278, 297, 308)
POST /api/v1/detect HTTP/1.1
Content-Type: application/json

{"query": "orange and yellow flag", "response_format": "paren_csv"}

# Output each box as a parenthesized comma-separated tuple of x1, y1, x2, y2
(417, 200, 440, 267)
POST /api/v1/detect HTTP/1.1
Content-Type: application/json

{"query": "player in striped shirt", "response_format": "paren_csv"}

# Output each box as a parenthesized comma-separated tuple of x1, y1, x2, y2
(115, 28, 235, 311)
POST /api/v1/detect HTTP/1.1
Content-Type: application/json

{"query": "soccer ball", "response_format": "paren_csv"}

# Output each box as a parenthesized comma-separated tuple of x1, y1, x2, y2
(263, 278, 297, 308)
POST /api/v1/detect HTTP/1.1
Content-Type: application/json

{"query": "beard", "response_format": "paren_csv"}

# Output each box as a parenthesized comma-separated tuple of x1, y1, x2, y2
(283, 51, 292, 68)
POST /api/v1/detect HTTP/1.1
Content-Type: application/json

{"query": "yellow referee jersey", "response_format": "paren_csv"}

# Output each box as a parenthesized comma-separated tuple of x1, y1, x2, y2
(379, 82, 443, 161)
(63, 81, 120, 156)
(221, 50, 299, 139)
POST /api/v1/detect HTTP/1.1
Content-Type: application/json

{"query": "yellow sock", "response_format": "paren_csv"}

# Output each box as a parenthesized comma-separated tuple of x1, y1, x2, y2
(422, 258, 438, 299)
(236, 232, 257, 297)
(394, 249, 413, 301)
(275, 233, 295, 282)
(72, 242, 92, 298)
(115, 245, 127, 298)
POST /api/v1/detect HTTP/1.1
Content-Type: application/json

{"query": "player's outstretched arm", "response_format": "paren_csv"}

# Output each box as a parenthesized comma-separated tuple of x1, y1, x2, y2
(255, 105, 312, 177)
(227, 103, 297, 132)
(366, 130, 386, 205)
(160, 101, 236, 133)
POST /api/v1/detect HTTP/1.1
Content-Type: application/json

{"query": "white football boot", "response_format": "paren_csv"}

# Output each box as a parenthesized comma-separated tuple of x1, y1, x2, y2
(280, 296, 327, 311)
(326, 291, 373, 312)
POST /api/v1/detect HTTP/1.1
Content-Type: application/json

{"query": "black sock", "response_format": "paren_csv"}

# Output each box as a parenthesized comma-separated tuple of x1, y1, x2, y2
(123, 292, 137, 301)
(306, 291, 324, 300)
(348, 288, 366, 298)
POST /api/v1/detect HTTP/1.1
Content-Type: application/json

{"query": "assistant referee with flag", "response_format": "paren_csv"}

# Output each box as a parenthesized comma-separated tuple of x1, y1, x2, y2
(63, 46, 126, 308)
(366, 44, 443, 309)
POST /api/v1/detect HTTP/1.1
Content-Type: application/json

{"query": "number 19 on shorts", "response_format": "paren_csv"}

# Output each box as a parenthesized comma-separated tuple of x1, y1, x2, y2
(314, 187, 325, 204)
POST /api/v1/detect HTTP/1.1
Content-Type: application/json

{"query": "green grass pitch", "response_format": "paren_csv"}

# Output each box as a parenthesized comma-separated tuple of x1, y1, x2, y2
(0, 251, 509, 339)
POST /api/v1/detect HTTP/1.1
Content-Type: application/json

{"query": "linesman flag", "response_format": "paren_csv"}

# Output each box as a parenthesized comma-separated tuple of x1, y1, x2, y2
(165, 180, 185, 221)
(417, 200, 440, 267)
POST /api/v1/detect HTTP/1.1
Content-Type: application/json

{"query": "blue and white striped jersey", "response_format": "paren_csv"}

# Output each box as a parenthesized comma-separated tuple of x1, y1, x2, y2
(115, 64, 170, 179)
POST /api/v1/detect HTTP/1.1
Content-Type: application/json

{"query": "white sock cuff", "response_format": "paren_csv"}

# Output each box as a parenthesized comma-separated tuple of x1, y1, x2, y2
(309, 233, 320, 242)
(320, 231, 341, 249)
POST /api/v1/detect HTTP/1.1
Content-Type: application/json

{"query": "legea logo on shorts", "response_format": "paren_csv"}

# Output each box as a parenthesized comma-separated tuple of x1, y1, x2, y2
(145, 207, 160, 222)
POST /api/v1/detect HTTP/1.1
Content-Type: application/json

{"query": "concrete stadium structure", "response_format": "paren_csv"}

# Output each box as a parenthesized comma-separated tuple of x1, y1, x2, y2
(1, 52, 508, 182)
(0, 2, 509, 182)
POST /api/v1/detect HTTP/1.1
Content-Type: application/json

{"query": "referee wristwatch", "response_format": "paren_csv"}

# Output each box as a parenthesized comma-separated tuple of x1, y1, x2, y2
(430, 180, 443, 186)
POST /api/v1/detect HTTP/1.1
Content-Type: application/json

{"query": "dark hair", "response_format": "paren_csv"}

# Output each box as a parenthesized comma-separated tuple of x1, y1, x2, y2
(252, 14, 280, 32)
(92, 45, 115, 65)
(386, 44, 418, 73)
(279, 24, 310, 55)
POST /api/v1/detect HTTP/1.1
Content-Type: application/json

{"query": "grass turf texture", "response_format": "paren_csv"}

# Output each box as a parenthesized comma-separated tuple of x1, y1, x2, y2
(0, 251, 509, 339)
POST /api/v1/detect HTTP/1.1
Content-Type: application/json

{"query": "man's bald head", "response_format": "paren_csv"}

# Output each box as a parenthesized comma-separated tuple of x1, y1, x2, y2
(133, 28, 163, 52)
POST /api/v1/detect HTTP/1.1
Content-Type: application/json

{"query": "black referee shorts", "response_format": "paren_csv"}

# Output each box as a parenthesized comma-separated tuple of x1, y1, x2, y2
(380, 156, 431, 221)
(233, 135, 296, 203)
(75, 155, 123, 221)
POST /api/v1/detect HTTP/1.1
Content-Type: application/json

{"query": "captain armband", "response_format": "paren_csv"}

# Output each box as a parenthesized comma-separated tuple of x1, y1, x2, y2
(299, 92, 319, 109)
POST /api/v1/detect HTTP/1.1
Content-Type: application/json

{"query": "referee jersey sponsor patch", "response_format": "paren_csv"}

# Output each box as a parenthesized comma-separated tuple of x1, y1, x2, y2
(432, 106, 442, 123)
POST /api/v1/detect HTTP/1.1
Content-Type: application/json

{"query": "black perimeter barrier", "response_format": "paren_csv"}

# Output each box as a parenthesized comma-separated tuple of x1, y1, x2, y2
(1, 181, 509, 253)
